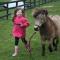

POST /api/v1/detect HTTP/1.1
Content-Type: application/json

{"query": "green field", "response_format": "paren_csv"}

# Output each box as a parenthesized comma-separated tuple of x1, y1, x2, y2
(0, 1, 60, 60)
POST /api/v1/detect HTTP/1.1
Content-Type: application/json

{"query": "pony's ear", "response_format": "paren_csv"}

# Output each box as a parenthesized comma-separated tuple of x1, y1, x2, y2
(44, 9, 48, 16)
(32, 8, 40, 18)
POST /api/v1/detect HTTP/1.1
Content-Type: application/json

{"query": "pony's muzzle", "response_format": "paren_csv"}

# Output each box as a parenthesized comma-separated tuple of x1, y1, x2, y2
(34, 25, 39, 31)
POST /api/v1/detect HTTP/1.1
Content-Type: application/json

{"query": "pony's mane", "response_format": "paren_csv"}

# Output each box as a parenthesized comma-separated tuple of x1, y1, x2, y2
(32, 8, 48, 18)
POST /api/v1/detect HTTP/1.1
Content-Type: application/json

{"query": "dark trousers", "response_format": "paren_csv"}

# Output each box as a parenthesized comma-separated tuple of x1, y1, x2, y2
(15, 37, 27, 46)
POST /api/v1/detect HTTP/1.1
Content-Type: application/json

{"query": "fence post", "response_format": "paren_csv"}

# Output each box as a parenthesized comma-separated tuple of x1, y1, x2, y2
(23, 0, 26, 10)
(50, 0, 52, 2)
(34, 0, 36, 7)
(39, 0, 40, 6)
(6, 3, 8, 20)
(24, 0, 25, 10)
(45, 0, 46, 3)
(16, 1, 18, 7)
(30, 0, 32, 8)
(42, 0, 43, 4)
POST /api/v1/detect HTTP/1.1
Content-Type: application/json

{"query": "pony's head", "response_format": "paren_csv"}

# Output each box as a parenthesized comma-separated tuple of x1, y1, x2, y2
(32, 8, 48, 18)
(32, 8, 48, 31)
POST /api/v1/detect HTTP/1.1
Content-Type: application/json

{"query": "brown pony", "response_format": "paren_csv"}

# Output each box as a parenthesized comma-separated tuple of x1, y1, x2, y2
(32, 8, 59, 56)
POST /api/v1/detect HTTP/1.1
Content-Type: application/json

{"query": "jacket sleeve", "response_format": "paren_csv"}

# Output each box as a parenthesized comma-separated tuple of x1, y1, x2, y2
(22, 18, 30, 28)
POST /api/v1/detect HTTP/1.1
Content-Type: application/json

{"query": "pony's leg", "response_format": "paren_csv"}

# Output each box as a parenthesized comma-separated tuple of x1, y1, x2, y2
(55, 37, 59, 50)
(48, 38, 53, 52)
(41, 38, 46, 56)
(53, 37, 59, 51)
(53, 37, 56, 47)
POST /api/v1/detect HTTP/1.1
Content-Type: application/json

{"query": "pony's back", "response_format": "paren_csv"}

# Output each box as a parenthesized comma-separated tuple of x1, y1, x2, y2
(49, 15, 60, 37)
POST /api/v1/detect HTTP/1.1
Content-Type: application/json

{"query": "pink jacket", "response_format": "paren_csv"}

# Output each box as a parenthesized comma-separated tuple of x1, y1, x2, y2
(12, 16, 30, 38)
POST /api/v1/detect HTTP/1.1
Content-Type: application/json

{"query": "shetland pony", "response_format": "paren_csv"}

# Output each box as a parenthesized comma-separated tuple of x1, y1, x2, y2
(32, 8, 59, 56)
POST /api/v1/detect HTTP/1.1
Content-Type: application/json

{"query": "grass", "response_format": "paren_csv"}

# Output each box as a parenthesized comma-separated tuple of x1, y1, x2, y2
(0, 0, 60, 60)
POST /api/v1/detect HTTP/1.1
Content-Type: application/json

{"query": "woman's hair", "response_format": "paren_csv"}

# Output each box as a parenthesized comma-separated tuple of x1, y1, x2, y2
(12, 8, 25, 22)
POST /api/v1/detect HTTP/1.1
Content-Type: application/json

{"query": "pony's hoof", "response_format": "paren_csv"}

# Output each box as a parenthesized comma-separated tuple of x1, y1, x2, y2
(49, 48, 53, 52)
(42, 53, 45, 56)
(42, 52, 45, 56)
(48, 47, 53, 52)
(49, 50, 53, 52)
(54, 48, 57, 51)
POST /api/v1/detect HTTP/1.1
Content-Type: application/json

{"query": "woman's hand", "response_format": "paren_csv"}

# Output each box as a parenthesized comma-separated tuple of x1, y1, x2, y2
(20, 23, 23, 27)
(15, 23, 23, 27)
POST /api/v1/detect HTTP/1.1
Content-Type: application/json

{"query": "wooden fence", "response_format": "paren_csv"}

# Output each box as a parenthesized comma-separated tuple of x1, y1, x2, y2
(0, 0, 58, 20)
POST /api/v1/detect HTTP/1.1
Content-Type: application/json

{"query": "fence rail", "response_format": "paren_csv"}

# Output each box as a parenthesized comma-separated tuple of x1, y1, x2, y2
(0, 0, 59, 20)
